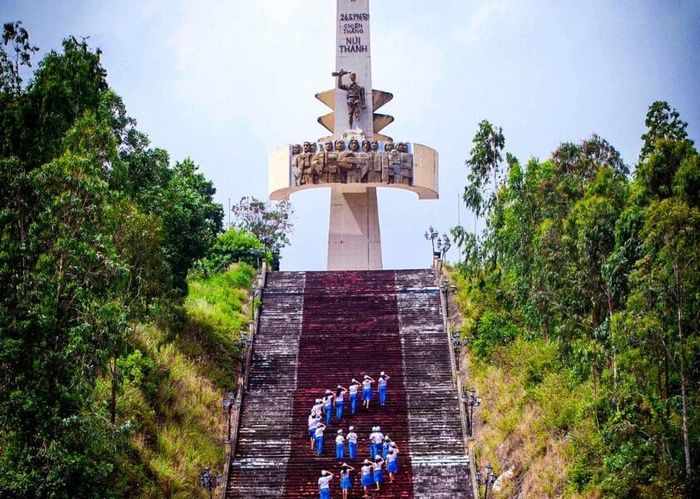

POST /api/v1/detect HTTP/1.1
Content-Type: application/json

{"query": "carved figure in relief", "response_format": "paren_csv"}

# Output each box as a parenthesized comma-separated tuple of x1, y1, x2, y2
(363, 140, 377, 183)
(291, 144, 302, 185)
(338, 138, 362, 183)
(323, 141, 338, 183)
(298, 141, 314, 185)
(397, 142, 413, 185)
(383, 141, 399, 183)
(309, 142, 322, 184)
(359, 140, 372, 182)
(334, 70, 366, 129)
(334, 140, 347, 183)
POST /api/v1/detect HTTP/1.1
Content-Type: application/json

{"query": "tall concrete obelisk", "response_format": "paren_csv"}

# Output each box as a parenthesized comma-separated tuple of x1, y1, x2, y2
(268, 0, 439, 270)
(328, 0, 380, 270)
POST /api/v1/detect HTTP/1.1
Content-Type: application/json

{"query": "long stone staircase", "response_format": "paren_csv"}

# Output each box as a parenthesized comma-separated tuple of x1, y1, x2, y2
(226, 270, 471, 498)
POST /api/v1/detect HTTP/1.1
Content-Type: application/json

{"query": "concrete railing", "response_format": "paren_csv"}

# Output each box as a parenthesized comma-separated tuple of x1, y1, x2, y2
(435, 264, 481, 499)
(221, 261, 267, 498)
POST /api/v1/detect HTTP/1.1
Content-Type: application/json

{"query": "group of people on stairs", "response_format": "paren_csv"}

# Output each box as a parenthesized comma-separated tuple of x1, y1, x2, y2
(312, 372, 401, 498)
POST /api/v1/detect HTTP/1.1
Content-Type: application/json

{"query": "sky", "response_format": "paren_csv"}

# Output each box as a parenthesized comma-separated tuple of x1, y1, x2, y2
(2, 0, 698, 271)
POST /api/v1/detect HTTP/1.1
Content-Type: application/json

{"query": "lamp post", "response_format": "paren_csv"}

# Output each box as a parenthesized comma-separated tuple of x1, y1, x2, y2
(199, 467, 222, 499)
(222, 390, 236, 441)
(437, 233, 451, 261)
(476, 464, 498, 498)
(424, 226, 439, 257)
(464, 387, 481, 437)
(436, 233, 451, 274)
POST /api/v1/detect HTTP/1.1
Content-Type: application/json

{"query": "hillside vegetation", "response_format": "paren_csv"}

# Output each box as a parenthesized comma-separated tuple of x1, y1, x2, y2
(93, 264, 254, 497)
(452, 105, 699, 497)
(0, 24, 263, 497)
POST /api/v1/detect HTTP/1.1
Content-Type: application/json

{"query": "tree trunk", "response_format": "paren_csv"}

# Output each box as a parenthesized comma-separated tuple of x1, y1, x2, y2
(674, 260, 691, 478)
(111, 354, 117, 425)
(605, 284, 617, 389)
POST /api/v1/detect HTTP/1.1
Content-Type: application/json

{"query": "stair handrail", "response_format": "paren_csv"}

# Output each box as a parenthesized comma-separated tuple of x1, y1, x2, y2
(437, 271, 480, 499)
(221, 261, 268, 498)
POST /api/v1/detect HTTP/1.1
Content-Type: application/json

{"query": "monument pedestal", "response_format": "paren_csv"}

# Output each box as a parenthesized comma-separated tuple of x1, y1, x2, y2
(327, 185, 382, 270)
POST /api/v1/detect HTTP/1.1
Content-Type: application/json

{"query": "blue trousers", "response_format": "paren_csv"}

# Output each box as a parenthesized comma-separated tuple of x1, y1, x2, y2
(316, 436, 324, 455)
(379, 386, 387, 405)
(320, 489, 330, 499)
(350, 394, 357, 414)
(336, 401, 344, 420)
(349, 442, 357, 459)
(370, 443, 378, 458)
(336, 443, 344, 459)
(325, 404, 332, 424)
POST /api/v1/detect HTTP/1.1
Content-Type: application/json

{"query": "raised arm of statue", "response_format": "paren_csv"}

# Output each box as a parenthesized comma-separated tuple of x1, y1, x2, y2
(333, 69, 349, 90)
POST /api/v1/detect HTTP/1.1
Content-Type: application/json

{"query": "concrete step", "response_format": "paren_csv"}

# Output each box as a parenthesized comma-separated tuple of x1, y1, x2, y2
(226, 270, 471, 499)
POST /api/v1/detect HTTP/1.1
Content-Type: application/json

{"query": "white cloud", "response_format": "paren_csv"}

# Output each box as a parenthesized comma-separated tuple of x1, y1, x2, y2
(454, 1, 510, 44)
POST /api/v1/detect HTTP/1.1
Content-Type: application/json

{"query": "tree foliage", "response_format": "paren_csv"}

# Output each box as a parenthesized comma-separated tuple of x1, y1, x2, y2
(454, 101, 699, 496)
(0, 25, 228, 496)
(231, 196, 293, 269)
(463, 119, 507, 219)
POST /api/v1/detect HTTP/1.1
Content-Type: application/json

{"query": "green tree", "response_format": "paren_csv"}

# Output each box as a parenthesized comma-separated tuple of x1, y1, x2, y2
(0, 115, 129, 495)
(193, 228, 268, 277)
(463, 119, 506, 219)
(231, 196, 293, 269)
(640, 101, 692, 163)
(0, 21, 38, 95)
(632, 198, 699, 479)
(161, 159, 223, 291)
(1, 27, 225, 496)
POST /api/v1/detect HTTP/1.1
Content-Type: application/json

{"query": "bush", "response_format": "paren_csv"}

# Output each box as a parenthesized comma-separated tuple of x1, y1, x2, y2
(473, 309, 520, 358)
(191, 228, 267, 277)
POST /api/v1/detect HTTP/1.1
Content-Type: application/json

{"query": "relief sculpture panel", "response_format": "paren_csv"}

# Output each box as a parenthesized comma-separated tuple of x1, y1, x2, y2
(289, 139, 414, 187)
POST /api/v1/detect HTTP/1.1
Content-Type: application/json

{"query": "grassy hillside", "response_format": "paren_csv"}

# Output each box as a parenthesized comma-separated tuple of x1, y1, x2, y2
(94, 264, 255, 497)
(450, 105, 698, 498)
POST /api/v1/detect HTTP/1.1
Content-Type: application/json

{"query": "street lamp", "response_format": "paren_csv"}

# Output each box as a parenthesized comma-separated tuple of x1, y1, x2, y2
(464, 387, 481, 437)
(437, 233, 451, 261)
(199, 467, 222, 499)
(424, 226, 439, 257)
(222, 390, 235, 413)
(476, 464, 498, 498)
(222, 390, 236, 441)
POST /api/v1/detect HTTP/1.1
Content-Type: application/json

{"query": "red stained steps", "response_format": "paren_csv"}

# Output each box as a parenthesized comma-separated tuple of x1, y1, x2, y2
(226, 270, 472, 499)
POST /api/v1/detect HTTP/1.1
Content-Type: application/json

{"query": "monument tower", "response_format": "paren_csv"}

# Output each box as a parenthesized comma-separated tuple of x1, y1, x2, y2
(269, 0, 438, 270)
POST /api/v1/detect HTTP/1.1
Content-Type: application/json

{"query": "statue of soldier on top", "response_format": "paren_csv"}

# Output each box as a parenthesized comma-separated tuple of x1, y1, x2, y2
(334, 69, 366, 129)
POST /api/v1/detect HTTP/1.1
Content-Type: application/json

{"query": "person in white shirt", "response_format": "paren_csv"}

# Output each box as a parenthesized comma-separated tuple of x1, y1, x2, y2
(347, 426, 358, 459)
(312, 398, 324, 418)
(335, 385, 348, 420)
(315, 423, 327, 456)
(308, 412, 321, 450)
(372, 455, 385, 491)
(361, 375, 375, 409)
(386, 444, 400, 483)
(339, 463, 355, 499)
(367, 426, 383, 458)
(382, 435, 391, 459)
(335, 429, 345, 460)
(372, 427, 384, 458)
(368, 427, 378, 458)
(348, 378, 360, 414)
(378, 371, 391, 406)
(323, 390, 335, 425)
(318, 470, 334, 499)
(360, 460, 374, 497)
